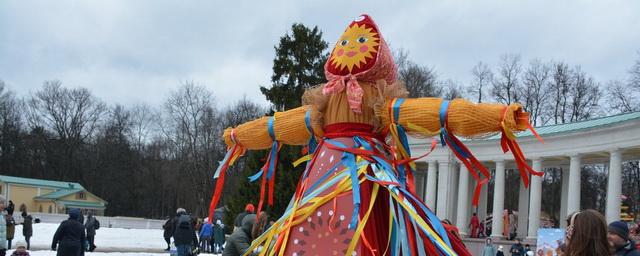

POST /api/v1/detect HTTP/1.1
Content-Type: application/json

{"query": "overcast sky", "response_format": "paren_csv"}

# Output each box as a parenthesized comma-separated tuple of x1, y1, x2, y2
(1, 0, 639, 108)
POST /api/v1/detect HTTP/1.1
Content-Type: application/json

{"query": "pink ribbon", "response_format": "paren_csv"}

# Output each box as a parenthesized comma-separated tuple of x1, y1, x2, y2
(322, 75, 364, 113)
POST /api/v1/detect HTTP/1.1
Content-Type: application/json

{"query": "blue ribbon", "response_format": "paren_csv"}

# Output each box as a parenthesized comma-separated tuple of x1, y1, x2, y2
(248, 116, 280, 182)
(393, 98, 405, 124)
(304, 110, 318, 154)
(438, 100, 470, 159)
(438, 100, 449, 147)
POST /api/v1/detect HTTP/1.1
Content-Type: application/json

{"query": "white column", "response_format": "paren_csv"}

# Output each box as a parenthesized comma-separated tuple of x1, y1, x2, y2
(437, 161, 450, 219)
(456, 164, 470, 236)
(560, 165, 570, 228)
(491, 160, 506, 239)
(415, 169, 426, 200)
(426, 161, 438, 209)
(449, 163, 459, 222)
(478, 179, 489, 221)
(527, 158, 543, 239)
(566, 154, 582, 216)
(606, 149, 623, 224)
(517, 175, 530, 239)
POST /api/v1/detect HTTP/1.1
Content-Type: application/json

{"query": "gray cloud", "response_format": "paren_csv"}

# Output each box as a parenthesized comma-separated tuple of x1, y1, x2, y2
(1, 0, 638, 108)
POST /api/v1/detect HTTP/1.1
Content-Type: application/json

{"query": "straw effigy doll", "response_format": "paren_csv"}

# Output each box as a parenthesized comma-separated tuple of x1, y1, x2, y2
(209, 14, 542, 256)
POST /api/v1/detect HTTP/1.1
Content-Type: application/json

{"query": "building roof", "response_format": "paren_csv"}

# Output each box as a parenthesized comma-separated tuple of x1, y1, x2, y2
(57, 200, 107, 210)
(487, 111, 640, 140)
(0, 175, 85, 190)
(35, 188, 84, 200)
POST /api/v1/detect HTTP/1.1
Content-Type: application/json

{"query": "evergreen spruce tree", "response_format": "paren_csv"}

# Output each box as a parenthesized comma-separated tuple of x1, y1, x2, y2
(224, 23, 328, 230)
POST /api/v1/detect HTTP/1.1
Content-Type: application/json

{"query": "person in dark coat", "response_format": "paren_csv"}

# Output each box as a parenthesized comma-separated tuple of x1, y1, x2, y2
(172, 208, 198, 256)
(609, 221, 640, 256)
(5, 214, 15, 250)
(21, 211, 33, 250)
(51, 208, 86, 256)
(213, 219, 225, 254)
(84, 213, 97, 252)
(223, 214, 257, 256)
(234, 204, 254, 230)
(162, 216, 174, 251)
(6, 201, 14, 216)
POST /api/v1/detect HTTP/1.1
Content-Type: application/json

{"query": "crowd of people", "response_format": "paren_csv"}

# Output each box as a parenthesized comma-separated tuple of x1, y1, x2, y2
(481, 209, 640, 256)
(1, 196, 34, 256)
(161, 203, 275, 256)
(0, 195, 100, 256)
(50, 208, 100, 256)
(162, 207, 227, 255)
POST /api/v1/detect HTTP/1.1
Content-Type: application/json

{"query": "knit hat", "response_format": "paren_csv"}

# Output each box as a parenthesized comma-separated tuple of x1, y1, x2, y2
(323, 14, 397, 113)
(609, 221, 629, 241)
(69, 208, 81, 220)
(16, 241, 26, 249)
(245, 203, 255, 213)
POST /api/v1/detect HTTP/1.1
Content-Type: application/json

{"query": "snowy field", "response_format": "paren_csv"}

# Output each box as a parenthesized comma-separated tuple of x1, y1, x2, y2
(9, 223, 219, 256)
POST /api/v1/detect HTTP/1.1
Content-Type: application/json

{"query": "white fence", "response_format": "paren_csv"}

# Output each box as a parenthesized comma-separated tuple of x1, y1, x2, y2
(13, 213, 166, 230)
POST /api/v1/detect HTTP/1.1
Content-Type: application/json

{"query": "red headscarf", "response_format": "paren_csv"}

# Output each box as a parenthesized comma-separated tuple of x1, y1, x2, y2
(323, 14, 397, 113)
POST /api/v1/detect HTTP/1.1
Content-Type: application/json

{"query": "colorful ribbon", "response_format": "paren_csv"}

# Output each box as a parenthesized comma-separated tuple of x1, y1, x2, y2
(438, 100, 490, 206)
(247, 116, 282, 219)
(208, 129, 246, 223)
(500, 106, 544, 187)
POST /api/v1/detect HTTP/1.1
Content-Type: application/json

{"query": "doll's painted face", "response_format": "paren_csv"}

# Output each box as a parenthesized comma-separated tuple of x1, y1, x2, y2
(327, 15, 380, 75)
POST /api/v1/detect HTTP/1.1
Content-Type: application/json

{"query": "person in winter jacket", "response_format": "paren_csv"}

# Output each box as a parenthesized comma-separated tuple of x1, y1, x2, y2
(213, 219, 225, 254)
(496, 245, 505, 256)
(172, 208, 198, 256)
(84, 213, 98, 252)
(234, 204, 255, 231)
(5, 215, 15, 250)
(199, 218, 213, 253)
(0, 195, 8, 256)
(10, 241, 29, 256)
(5, 202, 13, 217)
(51, 208, 86, 256)
(21, 211, 33, 250)
(162, 216, 173, 251)
(223, 214, 257, 256)
(609, 221, 640, 256)
(481, 238, 496, 256)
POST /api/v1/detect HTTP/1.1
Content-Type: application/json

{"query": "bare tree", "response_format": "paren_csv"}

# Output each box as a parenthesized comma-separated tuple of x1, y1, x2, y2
(630, 52, 640, 90)
(549, 62, 573, 124)
(491, 54, 522, 105)
(27, 80, 106, 143)
(568, 66, 601, 122)
(394, 48, 441, 97)
(128, 103, 159, 152)
(0, 81, 25, 174)
(606, 80, 639, 113)
(521, 59, 551, 126)
(441, 80, 465, 100)
(161, 82, 221, 216)
(469, 61, 493, 103)
(222, 95, 267, 128)
(26, 81, 106, 179)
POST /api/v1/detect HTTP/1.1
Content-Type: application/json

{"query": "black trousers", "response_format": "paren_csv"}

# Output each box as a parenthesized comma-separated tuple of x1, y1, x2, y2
(164, 236, 171, 247)
(88, 235, 96, 250)
(26, 236, 31, 250)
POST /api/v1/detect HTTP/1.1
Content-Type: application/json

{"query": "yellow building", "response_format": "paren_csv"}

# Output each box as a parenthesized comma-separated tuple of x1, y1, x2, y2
(0, 175, 108, 215)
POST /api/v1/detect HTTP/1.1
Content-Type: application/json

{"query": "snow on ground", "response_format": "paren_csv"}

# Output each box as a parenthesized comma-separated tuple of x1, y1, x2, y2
(14, 223, 166, 250)
(10, 223, 219, 256)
